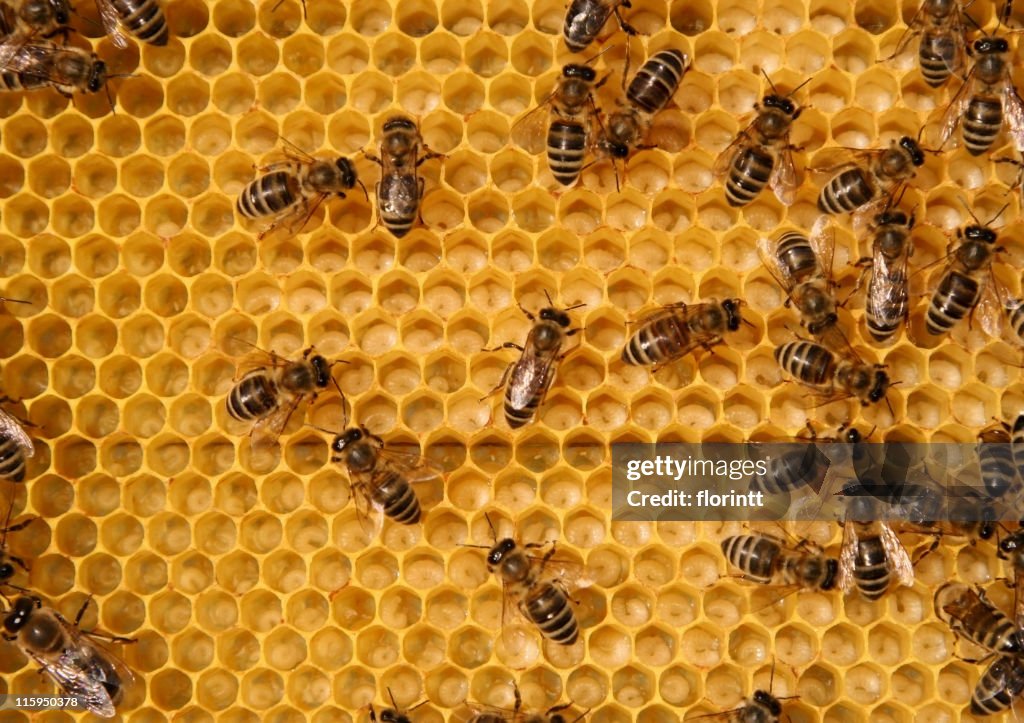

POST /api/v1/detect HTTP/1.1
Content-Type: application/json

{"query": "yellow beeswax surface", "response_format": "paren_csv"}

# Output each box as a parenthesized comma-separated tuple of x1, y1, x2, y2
(0, 0, 1022, 720)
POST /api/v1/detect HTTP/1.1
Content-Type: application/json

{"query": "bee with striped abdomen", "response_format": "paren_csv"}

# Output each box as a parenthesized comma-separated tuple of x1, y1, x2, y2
(331, 426, 440, 529)
(2, 596, 136, 718)
(367, 691, 424, 723)
(722, 533, 838, 591)
(365, 115, 442, 237)
(816, 137, 925, 233)
(775, 340, 892, 408)
(0, 43, 108, 97)
(467, 683, 576, 723)
(226, 345, 342, 449)
(715, 74, 806, 207)
(857, 207, 915, 342)
(941, 18, 1024, 156)
(621, 298, 743, 367)
(0, 398, 33, 483)
(484, 294, 582, 429)
(237, 139, 362, 240)
(972, 656, 1024, 716)
(935, 582, 1024, 656)
(747, 422, 863, 497)
(838, 496, 915, 600)
(759, 228, 849, 353)
(563, 0, 636, 54)
(692, 690, 784, 723)
(976, 421, 1020, 498)
(924, 208, 1006, 338)
(886, 0, 968, 87)
(595, 49, 688, 184)
(0, 0, 72, 67)
(91, 0, 169, 48)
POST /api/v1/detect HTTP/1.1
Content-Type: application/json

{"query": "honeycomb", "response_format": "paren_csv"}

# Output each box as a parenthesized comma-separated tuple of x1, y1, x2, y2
(0, 0, 1022, 720)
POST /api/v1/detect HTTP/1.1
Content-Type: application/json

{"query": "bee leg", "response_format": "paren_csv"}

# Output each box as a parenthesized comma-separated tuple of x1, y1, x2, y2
(479, 361, 516, 401)
(417, 177, 427, 225)
(417, 149, 445, 166)
(362, 151, 383, 167)
(613, 4, 639, 36)
(2, 517, 35, 535)
(368, 704, 378, 723)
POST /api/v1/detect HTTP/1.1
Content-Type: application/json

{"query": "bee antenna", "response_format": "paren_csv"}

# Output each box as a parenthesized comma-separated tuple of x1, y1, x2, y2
(988, 203, 1011, 226)
(583, 44, 618, 65)
(356, 177, 370, 202)
(563, 302, 587, 312)
(963, 10, 984, 32)
(387, 688, 398, 711)
(760, 68, 779, 94)
(305, 423, 343, 436)
(484, 512, 498, 542)
(0, 296, 30, 305)
(544, 289, 554, 307)
(957, 196, 983, 225)
(786, 75, 813, 98)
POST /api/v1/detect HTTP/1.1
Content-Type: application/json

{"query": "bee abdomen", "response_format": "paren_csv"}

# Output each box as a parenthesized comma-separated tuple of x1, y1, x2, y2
(237, 172, 299, 219)
(979, 441, 1018, 497)
(525, 583, 579, 645)
(919, 32, 957, 87)
(1012, 414, 1024, 481)
(962, 96, 1002, 156)
(378, 176, 418, 238)
(0, 437, 26, 482)
(374, 471, 421, 524)
(548, 119, 587, 186)
(721, 535, 777, 583)
(775, 341, 836, 387)
(926, 270, 980, 335)
(504, 391, 540, 429)
(865, 274, 908, 341)
(725, 147, 773, 207)
(111, 0, 169, 46)
(853, 539, 890, 600)
(227, 375, 279, 422)
(622, 314, 690, 365)
(563, 0, 605, 52)
(818, 168, 874, 214)
(627, 49, 687, 114)
(972, 658, 1024, 716)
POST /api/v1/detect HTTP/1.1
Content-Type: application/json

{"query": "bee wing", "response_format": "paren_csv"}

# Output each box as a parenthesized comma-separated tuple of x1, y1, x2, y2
(36, 624, 134, 719)
(977, 273, 1006, 340)
(940, 71, 976, 145)
(887, 5, 926, 59)
(248, 397, 302, 450)
(867, 238, 911, 330)
(1002, 80, 1024, 152)
(807, 217, 837, 282)
(851, 193, 894, 239)
(507, 339, 558, 411)
(32, 649, 117, 717)
(628, 302, 690, 329)
(712, 128, 751, 181)
(511, 102, 553, 155)
(93, 0, 131, 49)
(0, 407, 33, 458)
(348, 470, 386, 539)
(770, 143, 799, 206)
(880, 522, 915, 588)
(837, 521, 859, 595)
(375, 447, 445, 485)
(756, 234, 799, 294)
(526, 549, 590, 590)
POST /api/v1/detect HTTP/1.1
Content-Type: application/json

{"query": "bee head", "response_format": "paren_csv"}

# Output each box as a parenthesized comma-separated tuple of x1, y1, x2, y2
(898, 136, 925, 166)
(310, 355, 332, 388)
(562, 63, 597, 82)
(331, 428, 364, 455)
(486, 538, 517, 569)
(820, 558, 839, 590)
(383, 116, 416, 133)
(540, 307, 572, 327)
(875, 209, 911, 227)
(722, 298, 743, 331)
(1001, 531, 1024, 555)
(868, 369, 891, 404)
(752, 691, 782, 716)
(843, 428, 862, 444)
(0, 561, 13, 580)
(974, 36, 1009, 54)
(3, 596, 36, 633)
(335, 158, 358, 189)
(963, 224, 998, 244)
(549, 716, 566, 723)
(603, 138, 630, 158)
(977, 519, 997, 540)
(762, 94, 798, 117)
(87, 59, 107, 94)
(379, 710, 405, 723)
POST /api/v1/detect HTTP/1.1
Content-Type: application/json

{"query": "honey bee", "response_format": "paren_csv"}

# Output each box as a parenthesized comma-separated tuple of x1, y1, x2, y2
(367, 693, 424, 723)
(941, 20, 1024, 156)
(935, 582, 1024, 656)
(816, 137, 926, 232)
(91, 0, 169, 48)
(330, 426, 440, 528)
(759, 229, 850, 353)
(594, 49, 688, 183)
(563, 0, 636, 54)
(484, 534, 581, 646)
(999, 528, 1024, 628)
(887, 0, 968, 87)
(237, 140, 363, 240)
(924, 210, 1006, 338)
(972, 656, 1024, 716)
(226, 345, 342, 448)
(747, 422, 864, 497)
(838, 497, 915, 600)
(776, 340, 892, 408)
(0, 43, 108, 97)
(2, 596, 135, 718)
(0, 503, 33, 588)
(467, 684, 575, 723)
(0, 0, 71, 67)
(365, 115, 442, 238)
(483, 295, 583, 429)
(691, 690, 784, 723)
(721, 533, 839, 591)
(977, 421, 1020, 498)
(620, 298, 744, 367)
(513, 61, 608, 185)
(715, 74, 806, 207)
(855, 208, 915, 343)
(0, 398, 34, 483)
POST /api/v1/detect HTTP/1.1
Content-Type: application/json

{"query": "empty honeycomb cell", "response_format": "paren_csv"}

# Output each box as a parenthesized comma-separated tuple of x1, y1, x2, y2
(189, 34, 232, 77)
(4, 194, 48, 237)
(464, 110, 508, 155)
(71, 153, 117, 199)
(4, 115, 48, 159)
(26, 156, 70, 200)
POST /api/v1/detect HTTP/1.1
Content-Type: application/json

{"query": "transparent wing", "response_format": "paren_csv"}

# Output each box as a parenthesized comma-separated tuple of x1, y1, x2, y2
(837, 520, 859, 594)
(0, 407, 33, 457)
(507, 335, 559, 410)
(0, 26, 32, 71)
(376, 447, 445, 485)
(977, 271, 1006, 339)
(807, 217, 836, 283)
(757, 234, 799, 294)
(526, 544, 590, 591)
(349, 471, 386, 539)
(248, 396, 302, 450)
(940, 71, 975, 145)
(1002, 79, 1024, 152)
(511, 101, 553, 155)
(880, 522, 915, 588)
(94, 0, 131, 49)
(32, 649, 116, 718)
(867, 236, 911, 331)
(851, 193, 894, 239)
(712, 129, 751, 181)
(770, 144, 799, 206)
